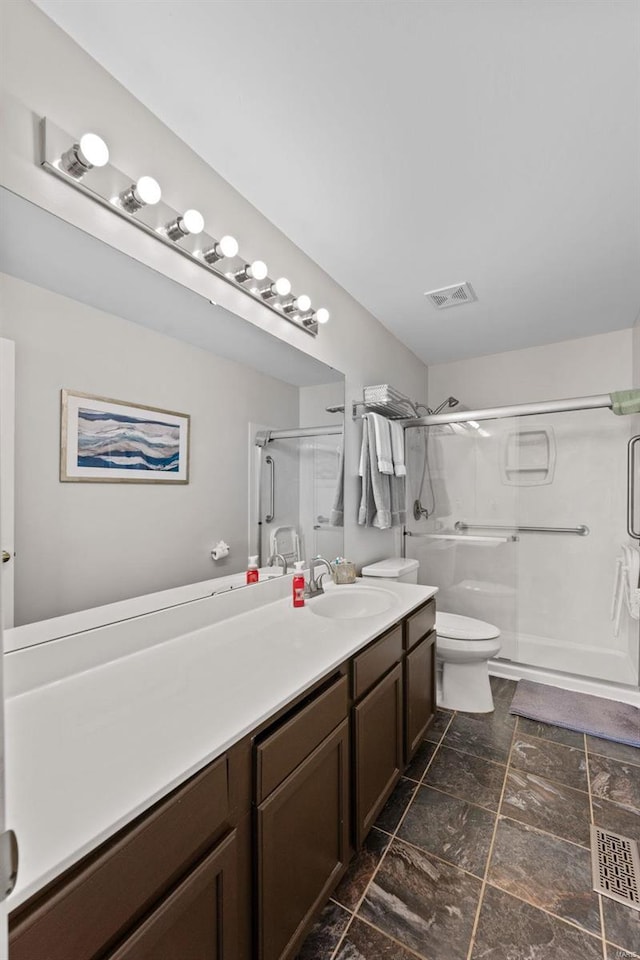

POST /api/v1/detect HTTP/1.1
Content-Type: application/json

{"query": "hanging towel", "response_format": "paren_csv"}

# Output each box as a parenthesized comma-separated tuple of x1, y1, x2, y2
(368, 417, 392, 528)
(358, 418, 375, 526)
(611, 390, 640, 416)
(390, 421, 406, 477)
(369, 413, 394, 475)
(330, 438, 345, 527)
(358, 416, 392, 528)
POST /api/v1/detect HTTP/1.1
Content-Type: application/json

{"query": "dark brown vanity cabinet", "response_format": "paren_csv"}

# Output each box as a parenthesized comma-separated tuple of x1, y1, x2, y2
(9, 751, 250, 960)
(9, 598, 438, 960)
(106, 829, 239, 960)
(405, 631, 437, 759)
(255, 676, 350, 960)
(352, 626, 404, 848)
(404, 600, 437, 762)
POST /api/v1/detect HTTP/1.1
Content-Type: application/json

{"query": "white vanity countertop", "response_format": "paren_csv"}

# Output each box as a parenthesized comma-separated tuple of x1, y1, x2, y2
(5, 577, 436, 909)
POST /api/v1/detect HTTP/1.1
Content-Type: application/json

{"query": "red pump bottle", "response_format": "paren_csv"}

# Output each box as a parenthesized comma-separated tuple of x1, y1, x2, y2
(292, 561, 305, 607)
(246, 556, 259, 584)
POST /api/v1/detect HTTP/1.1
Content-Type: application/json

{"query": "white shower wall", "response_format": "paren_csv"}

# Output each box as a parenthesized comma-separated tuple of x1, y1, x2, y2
(415, 330, 637, 686)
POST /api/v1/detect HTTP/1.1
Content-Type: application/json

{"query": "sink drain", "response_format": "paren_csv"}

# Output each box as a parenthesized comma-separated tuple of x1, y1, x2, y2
(591, 825, 640, 911)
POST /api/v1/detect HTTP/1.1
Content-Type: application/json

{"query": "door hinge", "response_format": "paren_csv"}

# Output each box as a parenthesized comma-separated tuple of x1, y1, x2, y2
(0, 830, 18, 900)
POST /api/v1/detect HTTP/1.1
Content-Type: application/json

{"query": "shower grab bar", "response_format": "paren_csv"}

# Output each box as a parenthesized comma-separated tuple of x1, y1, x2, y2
(265, 455, 275, 524)
(627, 435, 640, 540)
(455, 521, 589, 536)
(404, 531, 519, 543)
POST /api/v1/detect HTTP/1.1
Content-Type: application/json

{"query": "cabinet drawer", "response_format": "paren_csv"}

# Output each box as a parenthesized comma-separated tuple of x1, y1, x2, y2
(106, 830, 238, 960)
(352, 625, 402, 700)
(405, 599, 436, 651)
(10, 756, 230, 960)
(256, 675, 348, 803)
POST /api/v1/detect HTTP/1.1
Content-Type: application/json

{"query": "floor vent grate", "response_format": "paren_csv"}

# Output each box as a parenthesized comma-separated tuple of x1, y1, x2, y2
(591, 825, 640, 911)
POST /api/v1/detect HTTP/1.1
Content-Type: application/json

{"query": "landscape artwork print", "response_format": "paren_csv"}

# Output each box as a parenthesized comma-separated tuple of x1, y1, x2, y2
(61, 390, 190, 483)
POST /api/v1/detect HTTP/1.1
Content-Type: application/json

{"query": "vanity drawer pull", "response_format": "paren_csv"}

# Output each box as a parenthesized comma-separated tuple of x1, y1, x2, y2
(352, 625, 403, 700)
(256, 675, 348, 802)
(405, 599, 436, 651)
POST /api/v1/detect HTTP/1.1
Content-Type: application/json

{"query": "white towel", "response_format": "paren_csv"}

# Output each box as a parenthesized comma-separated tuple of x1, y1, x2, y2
(358, 417, 392, 529)
(369, 413, 394, 475)
(390, 421, 406, 477)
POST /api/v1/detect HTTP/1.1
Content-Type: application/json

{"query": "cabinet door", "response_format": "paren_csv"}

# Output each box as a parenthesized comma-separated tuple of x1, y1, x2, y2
(106, 830, 238, 960)
(405, 630, 436, 761)
(257, 719, 350, 960)
(353, 663, 403, 848)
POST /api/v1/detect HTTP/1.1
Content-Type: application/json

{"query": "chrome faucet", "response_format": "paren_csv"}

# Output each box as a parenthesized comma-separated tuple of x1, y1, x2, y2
(266, 553, 287, 575)
(305, 556, 333, 598)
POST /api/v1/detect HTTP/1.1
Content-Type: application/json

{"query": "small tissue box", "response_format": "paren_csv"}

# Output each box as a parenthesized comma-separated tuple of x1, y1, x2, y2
(331, 558, 357, 584)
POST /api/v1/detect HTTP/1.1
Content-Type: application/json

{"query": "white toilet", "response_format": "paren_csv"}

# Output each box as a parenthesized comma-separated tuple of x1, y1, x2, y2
(360, 557, 502, 713)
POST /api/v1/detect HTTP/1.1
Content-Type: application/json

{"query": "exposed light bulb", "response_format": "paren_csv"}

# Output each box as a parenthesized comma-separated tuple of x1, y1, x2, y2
(250, 260, 268, 281)
(274, 277, 291, 297)
(78, 133, 109, 168)
(60, 132, 109, 178)
(284, 294, 311, 315)
(231, 259, 269, 283)
(118, 176, 162, 213)
(315, 308, 330, 324)
(218, 235, 239, 258)
(201, 235, 239, 265)
(260, 277, 292, 300)
(164, 208, 205, 241)
(181, 209, 205, 235)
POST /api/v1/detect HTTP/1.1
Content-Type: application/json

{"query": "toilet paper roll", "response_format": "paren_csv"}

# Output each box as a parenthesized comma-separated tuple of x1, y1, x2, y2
(211, 540, 230, 561)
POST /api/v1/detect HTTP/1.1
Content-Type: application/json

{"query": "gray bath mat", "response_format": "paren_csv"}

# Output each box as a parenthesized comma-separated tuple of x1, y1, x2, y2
(510, 680, 640, 748)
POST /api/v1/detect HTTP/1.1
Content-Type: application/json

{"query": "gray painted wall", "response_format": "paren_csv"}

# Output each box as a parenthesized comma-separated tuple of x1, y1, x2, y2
(0, 273, 301, 625)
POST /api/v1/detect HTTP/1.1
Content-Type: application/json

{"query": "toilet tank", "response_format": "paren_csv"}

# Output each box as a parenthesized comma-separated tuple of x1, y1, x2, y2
(361, 557, 419, 584)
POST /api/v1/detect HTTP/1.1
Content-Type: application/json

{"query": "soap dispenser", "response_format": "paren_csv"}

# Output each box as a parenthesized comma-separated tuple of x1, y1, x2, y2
(246, 556, 259, 584)
(292, 561, 305, 608)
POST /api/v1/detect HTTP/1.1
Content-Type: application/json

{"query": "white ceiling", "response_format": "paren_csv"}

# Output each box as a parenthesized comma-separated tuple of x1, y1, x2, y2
(33, 0, 640, 364)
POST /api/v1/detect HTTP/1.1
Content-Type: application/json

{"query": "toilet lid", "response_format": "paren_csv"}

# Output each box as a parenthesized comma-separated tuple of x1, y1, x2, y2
(436, 612, 501, 641)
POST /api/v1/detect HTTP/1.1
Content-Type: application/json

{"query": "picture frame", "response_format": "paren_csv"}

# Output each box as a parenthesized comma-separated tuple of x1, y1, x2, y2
(60, 390, 190, 483)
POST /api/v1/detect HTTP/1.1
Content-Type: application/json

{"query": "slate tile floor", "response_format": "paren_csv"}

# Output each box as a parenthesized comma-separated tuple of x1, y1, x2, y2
(297, 677, 640, 960)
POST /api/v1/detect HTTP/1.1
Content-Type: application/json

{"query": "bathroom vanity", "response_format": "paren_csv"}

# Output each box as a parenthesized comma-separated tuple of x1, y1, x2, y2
(5, 578, 436, 960)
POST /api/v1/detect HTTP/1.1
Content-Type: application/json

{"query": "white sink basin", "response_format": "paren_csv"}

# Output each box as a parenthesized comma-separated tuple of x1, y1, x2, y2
(308, 585, 397, 620)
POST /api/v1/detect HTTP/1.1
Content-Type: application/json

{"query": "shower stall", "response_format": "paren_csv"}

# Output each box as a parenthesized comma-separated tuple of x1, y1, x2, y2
(252, 423, 344, 569)
(404, 393, 640, 691)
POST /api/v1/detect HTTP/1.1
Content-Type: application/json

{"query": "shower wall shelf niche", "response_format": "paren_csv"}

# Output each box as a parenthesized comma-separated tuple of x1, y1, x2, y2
(502, 426, 556, 485)
(38, 118, 323, 337)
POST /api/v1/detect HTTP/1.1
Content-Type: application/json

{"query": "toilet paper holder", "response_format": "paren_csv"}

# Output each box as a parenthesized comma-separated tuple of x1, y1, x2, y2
(211, 540, 230, 561)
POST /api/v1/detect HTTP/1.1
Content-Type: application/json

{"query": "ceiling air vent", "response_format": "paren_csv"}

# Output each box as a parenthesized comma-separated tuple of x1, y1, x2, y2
(425, 281, 477, 309)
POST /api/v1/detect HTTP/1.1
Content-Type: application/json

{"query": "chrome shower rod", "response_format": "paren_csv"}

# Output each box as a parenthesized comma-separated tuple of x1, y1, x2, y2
(403, 393, 612, 428)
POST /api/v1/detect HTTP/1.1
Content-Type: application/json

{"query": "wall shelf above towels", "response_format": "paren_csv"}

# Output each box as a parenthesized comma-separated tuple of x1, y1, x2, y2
(352, 384, 421, 420)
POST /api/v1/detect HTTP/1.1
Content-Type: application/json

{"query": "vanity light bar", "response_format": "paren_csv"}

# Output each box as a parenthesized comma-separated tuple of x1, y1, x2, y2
(39, 117, 329, 337)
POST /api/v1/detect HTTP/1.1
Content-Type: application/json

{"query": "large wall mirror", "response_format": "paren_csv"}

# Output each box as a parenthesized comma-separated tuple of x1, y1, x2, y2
(0, 188, 344, 640)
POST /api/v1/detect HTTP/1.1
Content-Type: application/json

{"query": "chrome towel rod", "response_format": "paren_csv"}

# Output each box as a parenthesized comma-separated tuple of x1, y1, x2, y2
(455, 521, 590, 536)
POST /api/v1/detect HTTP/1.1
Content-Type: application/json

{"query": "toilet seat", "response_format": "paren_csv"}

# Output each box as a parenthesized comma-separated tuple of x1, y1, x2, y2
(436, 611, 501, 641)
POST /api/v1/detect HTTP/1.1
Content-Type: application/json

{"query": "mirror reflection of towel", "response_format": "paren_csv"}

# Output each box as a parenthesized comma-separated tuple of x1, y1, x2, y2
(330, 438, 344, 527)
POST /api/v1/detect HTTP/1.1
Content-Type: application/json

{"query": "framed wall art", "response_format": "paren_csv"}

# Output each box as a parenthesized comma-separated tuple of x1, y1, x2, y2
(61, 390, 190, 483)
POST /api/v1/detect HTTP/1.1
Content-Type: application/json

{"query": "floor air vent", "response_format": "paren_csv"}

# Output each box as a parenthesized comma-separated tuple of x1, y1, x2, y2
(425, 281, 477, 309)
(590, 825, 640, 911)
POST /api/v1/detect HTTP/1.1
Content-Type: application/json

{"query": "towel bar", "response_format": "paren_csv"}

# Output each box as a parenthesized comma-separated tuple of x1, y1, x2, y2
(455, 521, 589, 536)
